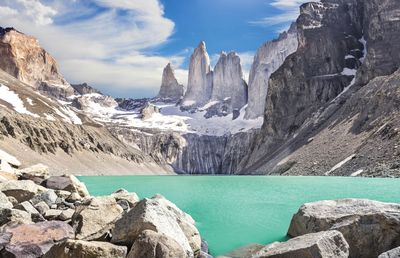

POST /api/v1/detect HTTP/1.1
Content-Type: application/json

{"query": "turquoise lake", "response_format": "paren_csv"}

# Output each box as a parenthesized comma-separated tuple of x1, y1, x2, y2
(78, 176, 400, 256)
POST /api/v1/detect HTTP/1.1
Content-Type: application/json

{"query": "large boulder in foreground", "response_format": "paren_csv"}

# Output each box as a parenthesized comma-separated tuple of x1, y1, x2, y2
(378, 247, 400, 258)
(127, 230, 187, 258)
(0, 221, 74, 257)
(45, 175, 90, 198)
(253, 231, 349, 258)
(112, 195, 199, 257)
(288, 199, 400, 258)
(0, 180, 42, 203)
(43, 239, 127, 258)
(71, 196, 123, 240)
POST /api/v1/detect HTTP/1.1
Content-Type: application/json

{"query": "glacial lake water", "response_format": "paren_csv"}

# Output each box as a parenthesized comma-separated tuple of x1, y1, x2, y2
(78, 176, 400, 256)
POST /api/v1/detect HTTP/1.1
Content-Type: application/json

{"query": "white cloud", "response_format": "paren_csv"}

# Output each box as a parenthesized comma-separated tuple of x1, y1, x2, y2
(250, 0, 313, 27)
(0, 0, 187, 97)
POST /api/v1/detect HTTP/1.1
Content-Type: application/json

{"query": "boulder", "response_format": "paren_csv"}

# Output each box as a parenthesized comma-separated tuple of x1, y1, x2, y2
(378, 247, 400, 258)
(252, 231, 349, 258)
(0, 180, 41, 203)
(43, 239, 127, 258)
(112, 188, 139, 210)
(0, 149, 21, 168)
(44, 209, 62, 220)
(0, 192, 12, 209)
(288, 199, 400, 258)
(0, 221, 74, 257)
(34, 201, 50, 215)
(59, 208, 74, 221)
(45, 175, 90, 198)
(111, 195, 198, 257)
(0, 208, 32, 227)
(19, 163, 49, 184)
(66, 192, 82, 202)
(14, 201, 39, 215)
(55, 190, 72, 199)
(127, 230, 187, 258)
(30, 189, 58, 206)
(0, 172, 18, 181)
(72, 196, 123, 240)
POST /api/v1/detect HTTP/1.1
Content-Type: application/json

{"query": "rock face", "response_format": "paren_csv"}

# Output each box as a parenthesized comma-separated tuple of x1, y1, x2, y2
(181, 41, 212, 109)
(0, 221, 74, 257)
(127, 230, 187, 258)
(43, 240, 128, 258)
(240, 0, 400, 175)
(244, 23, 298, 119)
(116, 128, 259, 174)
(0, 27, 74, 99)
(288, 199, 400, 258)
(158, 63, 185, 102)
(211, 52, 248, 111)
(141, 103, 160, 120)
(253, 230, 349, 258)
(111, 195, 199, 257)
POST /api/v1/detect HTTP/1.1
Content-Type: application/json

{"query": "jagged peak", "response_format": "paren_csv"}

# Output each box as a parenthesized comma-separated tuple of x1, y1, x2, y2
(0, 27, 18, 37)
(197, 41, 206, 49)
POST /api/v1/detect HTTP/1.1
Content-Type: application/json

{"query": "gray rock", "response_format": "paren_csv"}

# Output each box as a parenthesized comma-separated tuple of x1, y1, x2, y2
(0, 180, 41, 203)
(253, 231, 349, 258)
(0, 208, 32, 227)
(378, 247, 400, 258)
(181, 41, 213, 109)
(59, 208, 74, 221)
(288, 199, 400, 258)
(44, 209, 63, 220)
(141, 103, 160, 120)
(34, 201, 50, 215)
(14, 201, 39, 215)
(66, 192, 81, 203)
(43, 239, 127, 258)
(211, 52, 248, 112)
(112, 195, 199, 257)
(0, 192, 12, 209)
(1, 221, 74, 257)
(19, 163, 50, 184)
(127, 230, 187, 258)
(45, 175, 90, 198)
(71, 196, 123, 240)
(55, 190, 72, 199)
(112, 188, 140, 210)
(157, 63, 185, 102)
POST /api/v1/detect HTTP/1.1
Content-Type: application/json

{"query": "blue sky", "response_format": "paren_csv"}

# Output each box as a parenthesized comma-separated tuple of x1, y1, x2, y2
(0, 0, 307, 98)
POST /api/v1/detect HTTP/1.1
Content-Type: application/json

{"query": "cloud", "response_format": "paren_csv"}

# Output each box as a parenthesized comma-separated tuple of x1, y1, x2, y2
(250, 0, 313, 27)
(0, 0, 186, 98)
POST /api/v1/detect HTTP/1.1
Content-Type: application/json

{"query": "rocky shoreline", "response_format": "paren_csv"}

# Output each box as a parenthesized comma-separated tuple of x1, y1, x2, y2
(0, 154, 399, 258)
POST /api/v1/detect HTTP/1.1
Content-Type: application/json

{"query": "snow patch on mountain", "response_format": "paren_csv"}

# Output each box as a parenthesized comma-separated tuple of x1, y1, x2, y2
(0, 84, 39, 117)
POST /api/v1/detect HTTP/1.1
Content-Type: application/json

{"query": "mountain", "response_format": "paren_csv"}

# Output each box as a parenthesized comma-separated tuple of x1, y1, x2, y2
(0, 0, 399, 177)
(0, 27, 74, 99)
(157, 63, 185, 103)
(239, 0, 400, 177)
(245, 23, 298, 119)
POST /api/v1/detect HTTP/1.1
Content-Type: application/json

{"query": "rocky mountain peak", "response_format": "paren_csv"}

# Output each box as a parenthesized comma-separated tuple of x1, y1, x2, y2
(157, 63, 184, 102)
(181, 41, 212, 109)
(211, 51, 248, 112)
(0, 27, 74, 99)
(244, 24, 298, 119)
